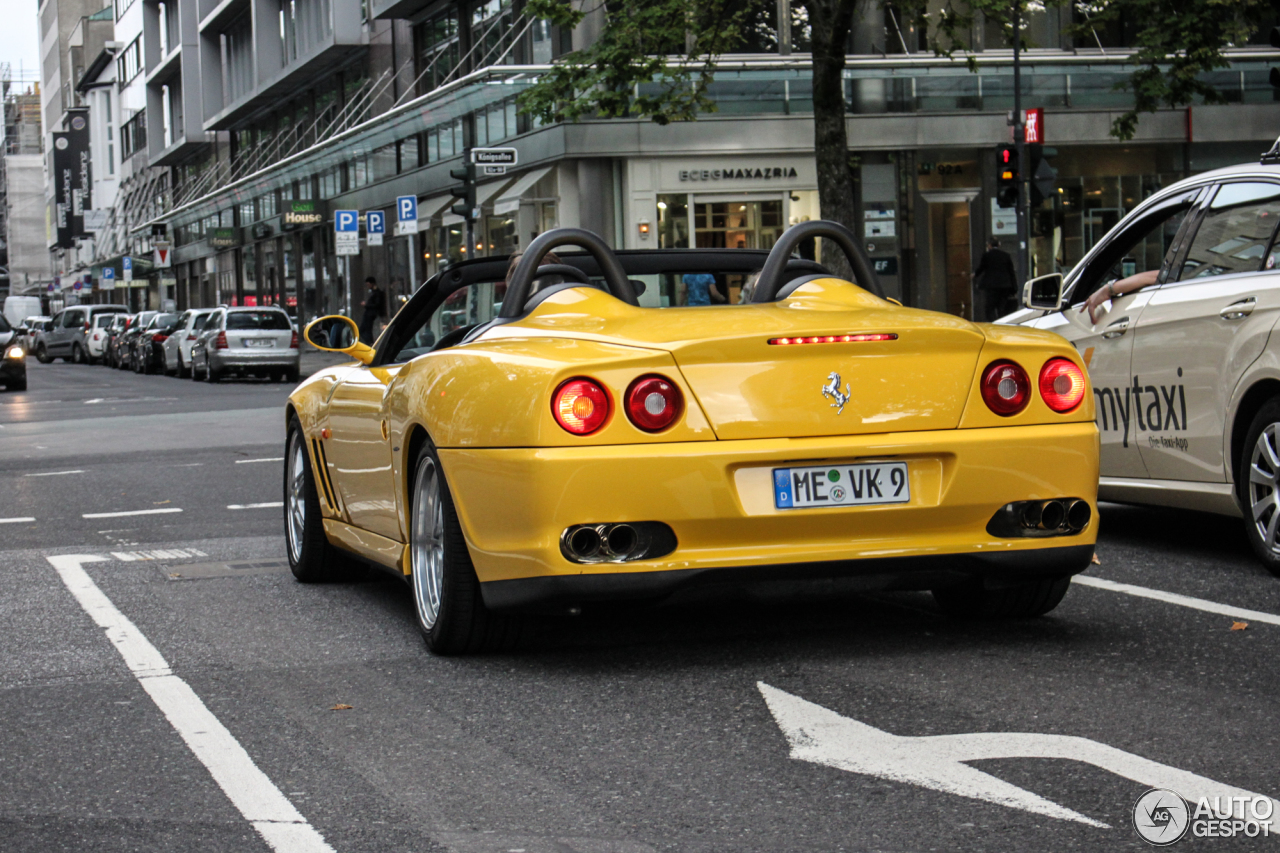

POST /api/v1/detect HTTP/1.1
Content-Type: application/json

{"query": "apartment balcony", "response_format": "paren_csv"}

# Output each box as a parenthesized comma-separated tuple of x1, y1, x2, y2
(198, 0, 364, 131)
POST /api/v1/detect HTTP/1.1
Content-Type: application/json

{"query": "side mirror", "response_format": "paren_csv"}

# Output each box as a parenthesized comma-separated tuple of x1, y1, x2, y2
(303, 315, 375, 365)
(1022, 273, 1065, 311)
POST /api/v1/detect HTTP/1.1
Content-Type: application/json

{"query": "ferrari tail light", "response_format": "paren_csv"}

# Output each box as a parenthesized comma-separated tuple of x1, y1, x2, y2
(1039, 358, 1087, 412)
(552, 377, 610, 435)
(214, 331, 228, 350)
(290, 330, 299, 348)
(625, 375, 683, 432)
(980, 360, 1030, 416)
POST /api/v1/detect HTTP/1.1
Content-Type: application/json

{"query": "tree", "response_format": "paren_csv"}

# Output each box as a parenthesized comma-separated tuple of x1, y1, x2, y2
(518, 0, 1271, 279)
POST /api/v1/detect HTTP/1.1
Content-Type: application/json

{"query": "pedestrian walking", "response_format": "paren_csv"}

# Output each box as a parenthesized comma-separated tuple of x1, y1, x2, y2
(972, 239, 1018, 321)
(359, 276, 385, 343)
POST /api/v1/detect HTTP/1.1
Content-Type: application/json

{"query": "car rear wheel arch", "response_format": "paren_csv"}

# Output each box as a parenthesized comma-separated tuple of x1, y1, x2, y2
(1231, 379, 1280, 504)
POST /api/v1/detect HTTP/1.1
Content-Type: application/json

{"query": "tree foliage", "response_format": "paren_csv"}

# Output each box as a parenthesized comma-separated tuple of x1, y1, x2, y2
(913, 0, 1273, 140)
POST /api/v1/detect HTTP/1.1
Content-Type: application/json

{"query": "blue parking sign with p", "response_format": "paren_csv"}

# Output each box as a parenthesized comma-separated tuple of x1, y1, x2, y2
(335, 210, 358, 232)
(366, 210, 385, 234)
(397, 196, 416, 222)
(102, 267, 114, 280)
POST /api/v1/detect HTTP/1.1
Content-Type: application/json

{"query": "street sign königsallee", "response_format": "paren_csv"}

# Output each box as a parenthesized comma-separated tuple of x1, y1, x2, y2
(470, 148, 517, 166)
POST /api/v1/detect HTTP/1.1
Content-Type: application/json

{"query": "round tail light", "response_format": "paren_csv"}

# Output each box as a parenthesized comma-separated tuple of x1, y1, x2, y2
(625, 375, 683, 432)
(980, 360, 1030, 416)
(552, 378, 610, 435)
(1039, 357, 1087, 412)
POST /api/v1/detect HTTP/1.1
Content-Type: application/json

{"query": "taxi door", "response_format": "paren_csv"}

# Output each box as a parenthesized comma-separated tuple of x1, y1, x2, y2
(325, 364, 405, 541)
(1130, 181, 1280, 482)
(1031, 190, 1201, 478)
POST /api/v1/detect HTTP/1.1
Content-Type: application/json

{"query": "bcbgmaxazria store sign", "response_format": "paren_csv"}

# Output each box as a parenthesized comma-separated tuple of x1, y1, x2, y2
(679, 166, 800, 181)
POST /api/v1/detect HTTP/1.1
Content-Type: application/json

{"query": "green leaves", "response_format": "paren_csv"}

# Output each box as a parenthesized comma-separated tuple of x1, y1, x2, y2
(516, 0, 758, 126)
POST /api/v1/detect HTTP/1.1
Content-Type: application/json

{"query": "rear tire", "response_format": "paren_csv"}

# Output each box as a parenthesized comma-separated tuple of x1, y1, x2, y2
(932, 575, 1071, 619)
(35, 344, 50, 364)
(409, 440, 527, 654)
(284, 419, 356, 582)
(71, 344, 86, 365)
(1239, 398, 1280, 577)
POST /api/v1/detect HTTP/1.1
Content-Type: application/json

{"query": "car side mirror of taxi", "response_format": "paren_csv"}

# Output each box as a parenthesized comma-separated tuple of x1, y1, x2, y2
(1022, 273, 1065, 311)
(303, 315, 375, 364)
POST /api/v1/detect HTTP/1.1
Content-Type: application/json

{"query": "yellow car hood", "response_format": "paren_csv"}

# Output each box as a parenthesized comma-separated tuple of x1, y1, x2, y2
(483, 279, 987, 440)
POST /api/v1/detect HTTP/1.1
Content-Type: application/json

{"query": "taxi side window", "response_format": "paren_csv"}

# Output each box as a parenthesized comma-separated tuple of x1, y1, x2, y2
(1178, 182, 1280, 281)
(1069, 200, 1193, 306)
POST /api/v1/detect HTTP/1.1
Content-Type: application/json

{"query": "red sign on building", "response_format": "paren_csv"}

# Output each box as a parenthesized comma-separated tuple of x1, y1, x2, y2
(1025, 108, 1045, 144)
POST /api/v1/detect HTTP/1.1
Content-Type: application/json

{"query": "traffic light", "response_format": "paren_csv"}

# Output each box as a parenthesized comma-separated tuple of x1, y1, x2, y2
(996, 145, 1019, 208)
(1027, 144, 1058, 207)
(449, 161, 477, 221)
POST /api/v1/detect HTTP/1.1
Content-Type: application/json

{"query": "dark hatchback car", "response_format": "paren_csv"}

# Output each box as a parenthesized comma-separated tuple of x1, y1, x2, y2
(130, 313, 179, 374)
(0, 314, 25, 391)
(114, 311, 158, 370)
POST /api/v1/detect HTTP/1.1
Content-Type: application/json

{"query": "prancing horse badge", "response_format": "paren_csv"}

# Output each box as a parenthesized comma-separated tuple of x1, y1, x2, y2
(822, 372, 851, 414)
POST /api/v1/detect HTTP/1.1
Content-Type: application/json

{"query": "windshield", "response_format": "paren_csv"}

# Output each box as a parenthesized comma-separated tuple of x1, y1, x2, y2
(151, 313, 179, 328)
(193, 314, 210, 331)
(0, 316, 10, 333)
(226, 311, 291, 330)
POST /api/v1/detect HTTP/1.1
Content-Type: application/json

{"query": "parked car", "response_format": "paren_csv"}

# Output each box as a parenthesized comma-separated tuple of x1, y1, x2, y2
(15, 316, 51, 352)
(86, 313, 117, 362)
(102, 314, 131, 368)
(34, 304, 128, 364)
(1004, 153, 1280, 575)
(161, 308, 215, 377)
(192, 306, 300, 383)
(129, 313, 179, 374)
(114, 311, 158, 370)
(0, 314, 25, 391)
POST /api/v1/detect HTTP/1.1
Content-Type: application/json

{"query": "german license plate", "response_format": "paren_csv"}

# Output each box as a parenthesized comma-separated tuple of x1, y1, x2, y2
(243, 338, 274, 347)
(773, 462, 909, 509)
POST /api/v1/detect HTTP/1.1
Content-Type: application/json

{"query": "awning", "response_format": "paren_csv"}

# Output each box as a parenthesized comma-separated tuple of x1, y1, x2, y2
(492, 166, 553, 215)
(417, 194, 455, 225)
(442, 177, 515, 226)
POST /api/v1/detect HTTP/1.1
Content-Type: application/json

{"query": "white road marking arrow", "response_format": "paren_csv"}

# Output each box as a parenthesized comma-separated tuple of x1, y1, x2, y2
(759, 682, 1278, 829)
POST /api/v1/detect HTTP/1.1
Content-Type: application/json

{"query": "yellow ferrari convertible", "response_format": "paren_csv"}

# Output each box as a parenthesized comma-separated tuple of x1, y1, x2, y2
(286, 221, 1098, 653)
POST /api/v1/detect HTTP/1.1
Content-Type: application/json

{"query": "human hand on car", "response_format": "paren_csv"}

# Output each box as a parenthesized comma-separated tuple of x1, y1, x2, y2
(1079, 269, 1160, 324)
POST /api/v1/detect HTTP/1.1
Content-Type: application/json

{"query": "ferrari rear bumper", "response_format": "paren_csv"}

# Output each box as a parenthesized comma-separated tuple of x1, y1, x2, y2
(439, 421, 1099, 609)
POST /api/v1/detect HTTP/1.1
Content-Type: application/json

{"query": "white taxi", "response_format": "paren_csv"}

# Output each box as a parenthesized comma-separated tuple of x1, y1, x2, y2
(1006, 150, 1280, 575)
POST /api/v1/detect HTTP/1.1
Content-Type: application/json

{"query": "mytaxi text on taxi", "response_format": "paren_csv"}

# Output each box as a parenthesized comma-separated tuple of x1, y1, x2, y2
(287, 221, 1098, 653)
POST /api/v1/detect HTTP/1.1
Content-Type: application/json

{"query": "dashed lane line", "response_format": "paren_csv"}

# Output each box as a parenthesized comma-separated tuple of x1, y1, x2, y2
(47, 555, 335, 853)
(0, 517, 35, 524)
(228, 502, 283, 510)
(83, 508, 183, 519)
(1075, 575, 1280, 627)
(24, 469, 85, 477)
(235, 457, 284, 464)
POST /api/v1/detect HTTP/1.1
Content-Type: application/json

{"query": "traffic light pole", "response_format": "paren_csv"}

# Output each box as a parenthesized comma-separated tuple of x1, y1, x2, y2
(1012, 1, 1028, 287)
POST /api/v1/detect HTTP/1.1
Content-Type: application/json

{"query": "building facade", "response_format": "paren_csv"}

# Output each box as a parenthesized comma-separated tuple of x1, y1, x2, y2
(44, 0, 1280, 321)
(2, 67, 52, 295)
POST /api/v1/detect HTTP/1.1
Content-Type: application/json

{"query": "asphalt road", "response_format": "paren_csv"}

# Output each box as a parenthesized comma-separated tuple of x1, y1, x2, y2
(2, 359, 1278, 853)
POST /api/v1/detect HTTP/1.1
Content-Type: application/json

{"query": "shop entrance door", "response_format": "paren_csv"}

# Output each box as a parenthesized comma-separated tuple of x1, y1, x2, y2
(919, 190, 978, 318)
(693, 198, 785, 250)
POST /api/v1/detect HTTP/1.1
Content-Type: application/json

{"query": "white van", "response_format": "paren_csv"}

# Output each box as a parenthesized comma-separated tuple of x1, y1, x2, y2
(4, 296, 43, 328)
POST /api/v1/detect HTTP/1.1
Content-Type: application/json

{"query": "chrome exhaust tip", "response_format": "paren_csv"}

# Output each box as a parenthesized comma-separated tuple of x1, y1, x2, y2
(1019, 501, 1043, 529)
(566, 526, 602, 560)
(1066, 499, 1091, 532)
(1038, 500, 1067, 531)
(604, 523, 637, 559)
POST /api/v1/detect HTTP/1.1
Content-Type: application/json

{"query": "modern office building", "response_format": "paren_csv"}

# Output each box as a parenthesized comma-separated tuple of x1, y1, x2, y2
(57, 0, 1280, 319)
(1, 68, 51, 296)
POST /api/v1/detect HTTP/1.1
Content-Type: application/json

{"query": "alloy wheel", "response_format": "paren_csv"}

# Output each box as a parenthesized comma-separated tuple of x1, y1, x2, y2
(1249, 423, 1280, 556)
(285, 432, 307, 565)
(411, 455, 446, 630)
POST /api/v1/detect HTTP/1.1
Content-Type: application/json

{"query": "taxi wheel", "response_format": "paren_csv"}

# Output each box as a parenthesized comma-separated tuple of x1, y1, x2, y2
(284, 418, 355, 582)
(409, 441, 526, 654)
(1240, 399, 1280, 577)
(932, 575, 1071, 619)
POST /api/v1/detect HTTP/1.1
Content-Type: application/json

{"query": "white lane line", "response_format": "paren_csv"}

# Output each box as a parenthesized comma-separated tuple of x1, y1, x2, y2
(112, 548, 208, 561)
(83, 508, 184, 519)
(235, 457, 284, 464)
(25, 469, 85, 477)
(47, 555, 335, 853)
(227, 502, 283, 510)
(0, 517, 35, 524)
(1075, 575, 1280, 627)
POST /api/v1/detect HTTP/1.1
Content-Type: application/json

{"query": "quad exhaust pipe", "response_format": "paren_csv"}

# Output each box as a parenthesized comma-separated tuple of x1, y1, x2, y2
(560, 521, 677, 563)
(990, 498, 1091, 538)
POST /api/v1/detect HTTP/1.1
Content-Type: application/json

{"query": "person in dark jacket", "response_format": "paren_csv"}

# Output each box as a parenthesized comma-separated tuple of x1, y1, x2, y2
(359, 276, 385, 343)
(972, 239, 1019, 321)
